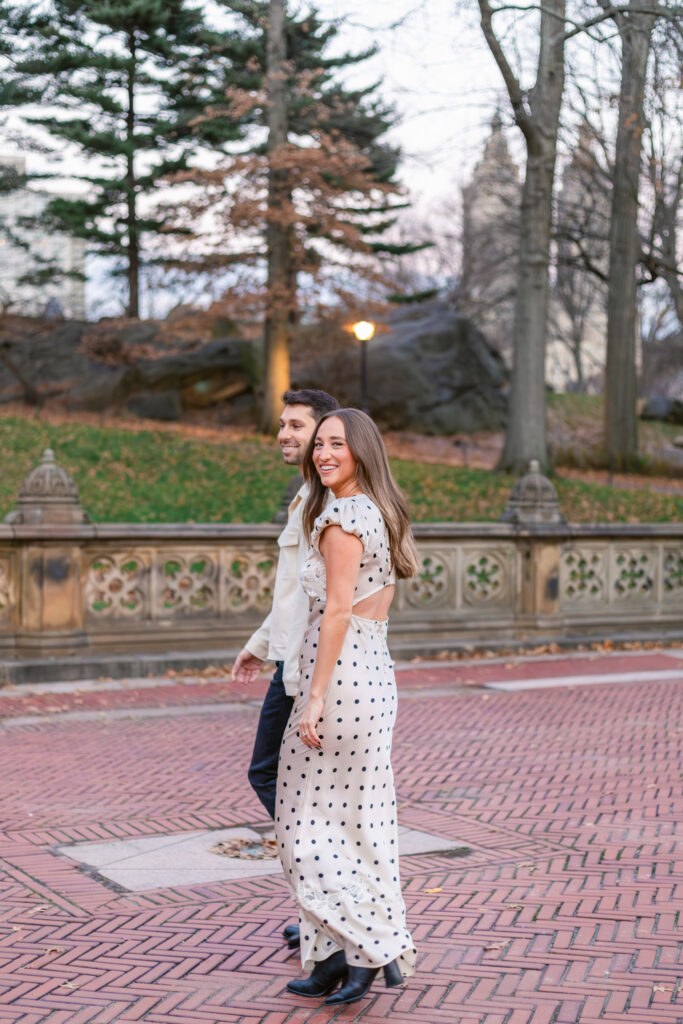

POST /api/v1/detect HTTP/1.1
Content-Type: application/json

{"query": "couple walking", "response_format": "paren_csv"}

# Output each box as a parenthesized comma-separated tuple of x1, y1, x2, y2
(232, 389, 418, 1005)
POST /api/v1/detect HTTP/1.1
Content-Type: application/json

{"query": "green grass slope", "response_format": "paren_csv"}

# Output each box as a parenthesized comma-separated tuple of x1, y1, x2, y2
(0, 416, 681, 524)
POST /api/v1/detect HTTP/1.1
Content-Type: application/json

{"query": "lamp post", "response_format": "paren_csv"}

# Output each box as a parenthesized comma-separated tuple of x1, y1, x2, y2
(352, 320, 375, 411)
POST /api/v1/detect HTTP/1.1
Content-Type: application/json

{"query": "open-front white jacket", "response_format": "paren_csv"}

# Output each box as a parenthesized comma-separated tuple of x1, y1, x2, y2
(245, 483, 311, 697)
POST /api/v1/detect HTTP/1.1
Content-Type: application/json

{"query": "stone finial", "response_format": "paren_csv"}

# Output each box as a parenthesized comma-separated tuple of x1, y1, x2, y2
(5, 448, 91, 525)
(500, 459, 566, 526)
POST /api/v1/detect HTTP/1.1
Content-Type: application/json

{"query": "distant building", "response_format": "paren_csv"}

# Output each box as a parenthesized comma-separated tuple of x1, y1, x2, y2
(459, 118, 608, 392)
(0, 155, 86, 319)
(460, 113, 519, 362)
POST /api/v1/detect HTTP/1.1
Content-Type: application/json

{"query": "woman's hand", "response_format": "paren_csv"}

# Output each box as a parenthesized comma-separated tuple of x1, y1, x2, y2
(299, 696, 324, 748)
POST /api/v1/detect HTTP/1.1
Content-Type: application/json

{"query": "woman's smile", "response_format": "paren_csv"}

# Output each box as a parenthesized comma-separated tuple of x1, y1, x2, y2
(312, 416, 359, 497)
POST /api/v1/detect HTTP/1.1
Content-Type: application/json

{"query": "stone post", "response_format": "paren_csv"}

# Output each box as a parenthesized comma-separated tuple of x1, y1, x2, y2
(6, 449, 91, 652)
(501, 460, 566, 626)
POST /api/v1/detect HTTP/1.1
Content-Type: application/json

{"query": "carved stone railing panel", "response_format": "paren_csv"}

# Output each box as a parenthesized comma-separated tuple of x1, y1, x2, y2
(403, 549, 453, 609)
(84, 551, 151, 619)
(611, 547, 657, 602)
(560, 546, 607, 605)
(461, 546, 514, 607)
(1, 523, 682, 656)
(220, 546, 278, 614)
(153, 551, 219, 618)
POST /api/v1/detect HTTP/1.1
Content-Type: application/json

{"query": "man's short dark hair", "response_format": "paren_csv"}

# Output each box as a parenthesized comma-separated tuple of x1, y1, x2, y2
(282, 388, 340, 421)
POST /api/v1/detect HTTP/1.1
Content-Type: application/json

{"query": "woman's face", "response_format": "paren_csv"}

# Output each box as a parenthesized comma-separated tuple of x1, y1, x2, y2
(312, 416, 359, 497)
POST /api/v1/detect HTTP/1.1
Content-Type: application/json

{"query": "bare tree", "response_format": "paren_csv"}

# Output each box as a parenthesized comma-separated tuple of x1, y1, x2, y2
(600, 0, 660, 470)
(639, 39, 683, 328)
(479, 1, 680, 470)
(552, 25, 681, 402)
(478, 0, 567, 473)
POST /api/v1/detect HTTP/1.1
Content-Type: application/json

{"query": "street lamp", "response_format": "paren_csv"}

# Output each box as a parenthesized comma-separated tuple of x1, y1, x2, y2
(352, 320, 375, 411)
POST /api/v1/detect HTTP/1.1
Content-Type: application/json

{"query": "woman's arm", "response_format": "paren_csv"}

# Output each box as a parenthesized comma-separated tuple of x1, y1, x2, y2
(299, 525, 363, 748)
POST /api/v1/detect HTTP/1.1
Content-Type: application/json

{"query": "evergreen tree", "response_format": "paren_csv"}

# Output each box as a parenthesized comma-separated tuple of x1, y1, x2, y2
(169, 0, 416, 430)
(0, 1, 54, 311)
(16, 0, 216, 317)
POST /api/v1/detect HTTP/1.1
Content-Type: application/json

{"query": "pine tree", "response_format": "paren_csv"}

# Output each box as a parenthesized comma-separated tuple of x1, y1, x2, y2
(16, 0, 216, 317)
(0, 1, 36, 240)
(0, 1, 54, 311)
(168, 0, 416, 430)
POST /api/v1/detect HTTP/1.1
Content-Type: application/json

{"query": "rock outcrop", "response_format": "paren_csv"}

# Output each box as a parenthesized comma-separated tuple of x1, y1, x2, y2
(641, 396, 683, 426)
(293, 301, 509, 433)
(0, 316, 259, 421)
(0, 302, 509, 433)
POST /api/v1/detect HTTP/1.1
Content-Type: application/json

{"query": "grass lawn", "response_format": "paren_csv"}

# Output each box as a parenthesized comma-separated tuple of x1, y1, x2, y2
(0, 415, 681, 524)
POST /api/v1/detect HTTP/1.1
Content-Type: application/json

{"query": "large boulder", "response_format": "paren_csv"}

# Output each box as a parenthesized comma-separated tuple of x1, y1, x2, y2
(0, 315, 259, 418)
(294, 301, 508, 433)
(641, 396, 683, 426)
(126, 390, 183, 421)
(67, 337, 258, 412)
(641, 330, 683, 401)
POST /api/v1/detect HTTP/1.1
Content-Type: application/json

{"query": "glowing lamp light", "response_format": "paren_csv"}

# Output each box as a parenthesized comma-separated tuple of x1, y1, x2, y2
(352, 320, 375, 342)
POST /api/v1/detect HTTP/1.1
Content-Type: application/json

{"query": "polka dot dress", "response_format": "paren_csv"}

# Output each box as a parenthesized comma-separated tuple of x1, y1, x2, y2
(274, 495, 417, 979)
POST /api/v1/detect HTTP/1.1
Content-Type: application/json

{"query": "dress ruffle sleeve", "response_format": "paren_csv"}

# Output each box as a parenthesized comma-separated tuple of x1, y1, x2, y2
(310, 497, 369, 554)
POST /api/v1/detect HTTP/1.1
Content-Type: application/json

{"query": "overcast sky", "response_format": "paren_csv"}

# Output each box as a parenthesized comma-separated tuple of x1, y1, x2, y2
(5, 0, 507, 200)
(314, 0, 507, 199)
(2, 0, 513, 315)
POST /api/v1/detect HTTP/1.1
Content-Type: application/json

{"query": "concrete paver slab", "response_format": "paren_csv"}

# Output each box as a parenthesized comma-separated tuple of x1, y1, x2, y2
(58, 825, 465, 891)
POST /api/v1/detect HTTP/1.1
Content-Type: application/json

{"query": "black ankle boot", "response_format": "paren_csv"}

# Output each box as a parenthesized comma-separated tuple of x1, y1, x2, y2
(286, 950, 348, 998)
(282, 923, 300, 949)
(324, 959, 404, 1005)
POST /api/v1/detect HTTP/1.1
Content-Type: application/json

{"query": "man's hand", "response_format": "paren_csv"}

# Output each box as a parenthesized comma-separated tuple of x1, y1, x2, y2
(232, 648, 264, 686)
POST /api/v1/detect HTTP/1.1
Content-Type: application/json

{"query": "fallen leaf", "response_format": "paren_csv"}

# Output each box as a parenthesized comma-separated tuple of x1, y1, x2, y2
(424, 887, 442, 894)
(210, 837, 278, 860)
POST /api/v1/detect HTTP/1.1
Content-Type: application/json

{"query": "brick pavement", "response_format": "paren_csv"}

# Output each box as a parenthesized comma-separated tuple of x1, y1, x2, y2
(0, 651, 681, 1023)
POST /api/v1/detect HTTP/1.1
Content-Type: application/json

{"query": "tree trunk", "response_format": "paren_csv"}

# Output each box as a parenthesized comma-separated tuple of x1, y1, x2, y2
(261, 0, 291, 434)
(604, 0, 656, 471)
(500, 151, 558, 471)
(126, 33, 139, 320)
(572, 326, 585, 392)
(480, 0, 566, 473)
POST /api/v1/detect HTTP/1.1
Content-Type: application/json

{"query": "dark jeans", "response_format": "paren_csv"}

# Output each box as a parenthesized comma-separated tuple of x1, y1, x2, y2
(248, 662, 294, 820)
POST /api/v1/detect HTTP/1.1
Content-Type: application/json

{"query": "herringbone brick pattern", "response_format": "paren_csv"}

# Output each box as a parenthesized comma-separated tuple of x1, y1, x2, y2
(0, 653, 681, 1022)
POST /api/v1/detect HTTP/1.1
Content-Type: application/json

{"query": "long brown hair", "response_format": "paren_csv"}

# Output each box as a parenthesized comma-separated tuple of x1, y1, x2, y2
(302, 408, 420, 579)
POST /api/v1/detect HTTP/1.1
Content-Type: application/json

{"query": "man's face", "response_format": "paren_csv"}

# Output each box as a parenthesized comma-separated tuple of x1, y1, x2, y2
(277, 403, 318, 465)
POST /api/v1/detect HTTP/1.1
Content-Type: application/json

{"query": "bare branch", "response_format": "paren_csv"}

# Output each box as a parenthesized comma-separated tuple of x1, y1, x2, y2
(477, 0, 537, 146)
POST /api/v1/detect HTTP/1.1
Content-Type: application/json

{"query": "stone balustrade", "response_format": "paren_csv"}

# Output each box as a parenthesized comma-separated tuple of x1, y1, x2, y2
(0, 450, 681, 659)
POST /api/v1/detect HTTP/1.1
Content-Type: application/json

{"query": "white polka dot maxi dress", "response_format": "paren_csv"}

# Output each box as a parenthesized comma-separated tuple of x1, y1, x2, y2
(274, 495, 417, 979)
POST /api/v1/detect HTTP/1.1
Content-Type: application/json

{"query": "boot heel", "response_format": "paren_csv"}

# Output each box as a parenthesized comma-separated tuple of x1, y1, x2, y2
(383, 959, 404, 988)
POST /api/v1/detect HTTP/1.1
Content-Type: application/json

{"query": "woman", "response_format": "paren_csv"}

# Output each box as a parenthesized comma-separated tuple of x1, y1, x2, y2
(274, 408, 420, 1006)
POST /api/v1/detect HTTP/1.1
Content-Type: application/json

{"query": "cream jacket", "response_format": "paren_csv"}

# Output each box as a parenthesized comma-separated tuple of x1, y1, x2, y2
(245, 483, 311, 697)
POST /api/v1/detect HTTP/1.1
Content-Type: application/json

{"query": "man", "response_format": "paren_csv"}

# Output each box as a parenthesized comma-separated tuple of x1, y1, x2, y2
(231, 388, 339, 949)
